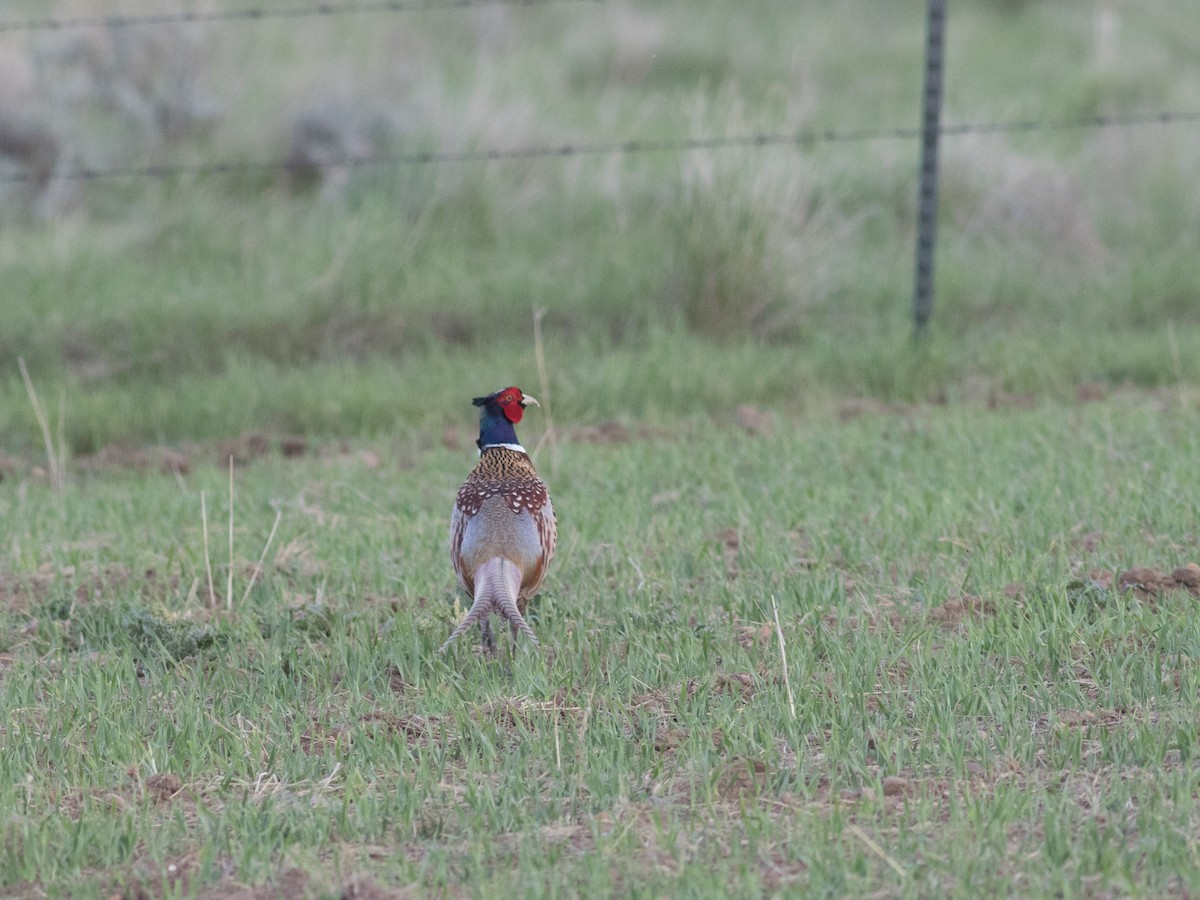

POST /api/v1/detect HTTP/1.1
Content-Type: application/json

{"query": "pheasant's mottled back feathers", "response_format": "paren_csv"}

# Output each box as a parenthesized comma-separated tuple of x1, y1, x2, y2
(455, 448, 548, 518)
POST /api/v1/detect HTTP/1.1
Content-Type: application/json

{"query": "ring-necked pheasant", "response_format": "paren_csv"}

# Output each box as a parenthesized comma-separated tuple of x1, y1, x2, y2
(440, 386, 556, 653)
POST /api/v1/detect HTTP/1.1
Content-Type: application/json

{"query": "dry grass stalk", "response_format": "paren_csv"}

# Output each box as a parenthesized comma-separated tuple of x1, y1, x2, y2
(771, 595, 796, 719)
(201, 491, 216, 609)
(531, 305, 558, 478)
(18, 357, 66, 495)
(1167, 323, 1187, 412)
(847, 823, 907, 879)
(553, 693, 562, 771)
(227, 455, 234, 611)
(240, 509, 283, 606)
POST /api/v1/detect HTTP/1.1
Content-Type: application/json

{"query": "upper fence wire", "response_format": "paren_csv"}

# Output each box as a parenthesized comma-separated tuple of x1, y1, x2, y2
(0, 0, 604, 32)
(0, 2, 1198, 184)
(1, 112, 1198, 184)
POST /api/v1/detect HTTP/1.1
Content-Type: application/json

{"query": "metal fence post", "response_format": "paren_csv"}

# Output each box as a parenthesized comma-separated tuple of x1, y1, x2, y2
(913, 0, 946, 334)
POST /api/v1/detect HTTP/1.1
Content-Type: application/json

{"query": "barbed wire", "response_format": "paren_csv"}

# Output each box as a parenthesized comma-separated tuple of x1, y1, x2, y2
(1, 110, 1197, 184)
(0, 0, 602, 32)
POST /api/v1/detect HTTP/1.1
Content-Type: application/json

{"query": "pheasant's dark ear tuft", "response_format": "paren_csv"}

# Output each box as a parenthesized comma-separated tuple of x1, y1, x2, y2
(472, 396, 489, 407)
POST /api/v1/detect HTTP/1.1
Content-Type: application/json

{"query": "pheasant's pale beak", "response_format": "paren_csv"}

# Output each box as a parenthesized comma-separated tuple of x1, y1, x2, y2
(521, 393, 540, 408)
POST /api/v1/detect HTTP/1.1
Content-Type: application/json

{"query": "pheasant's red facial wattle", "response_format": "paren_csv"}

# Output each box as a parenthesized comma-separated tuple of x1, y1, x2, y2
(496, 387, 524, 423)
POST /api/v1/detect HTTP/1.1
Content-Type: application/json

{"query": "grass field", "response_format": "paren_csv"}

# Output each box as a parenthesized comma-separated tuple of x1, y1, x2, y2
(3, 398, 1200, 897)
(1, 0, 1200, 896)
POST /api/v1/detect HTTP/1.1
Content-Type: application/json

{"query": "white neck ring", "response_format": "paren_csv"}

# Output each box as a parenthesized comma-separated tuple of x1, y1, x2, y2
(479, 442, 526, 455)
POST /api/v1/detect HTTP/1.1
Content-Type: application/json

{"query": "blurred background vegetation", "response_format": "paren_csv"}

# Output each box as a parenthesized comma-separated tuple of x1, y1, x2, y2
(0, 0, 1197, 453)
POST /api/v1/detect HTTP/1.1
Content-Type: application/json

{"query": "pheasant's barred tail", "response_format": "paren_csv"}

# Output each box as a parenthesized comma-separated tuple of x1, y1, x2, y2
(438, 594, 493, 653)
(440, 556, 537, 652)
(498, 594, 539, 645)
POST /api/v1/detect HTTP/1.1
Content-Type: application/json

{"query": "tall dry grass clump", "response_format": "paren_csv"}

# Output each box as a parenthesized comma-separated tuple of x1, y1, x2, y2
(0, 13, 219, 219)
(943, 136, 1107, 273)
(0, 46, 76, 220)
(33, 20, 220, 149)
(662, 88, 861, 340)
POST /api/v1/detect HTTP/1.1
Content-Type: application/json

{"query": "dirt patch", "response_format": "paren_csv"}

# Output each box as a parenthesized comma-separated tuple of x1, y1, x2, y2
(145, 772, 185, 803)
(0, 563, 186, 614)
(1070, 564, 1200, 605)
(0, 452, 27, 480)
(0, 570, 56, 612)
(879, 775, 911, 798)
(216, 433, 273, 467)
(713, 527, 741, 579)
(569, 420, 673, 446)
(714, 528, 740, 551)
(569, 420, 632, 445)
(713, 671, 758, 700)
(630, 680, 699, 715)
(1002, 582, 1025, 600)
(68, 433, 346, 477)
(472, 696, 583, 730)
(190, 867, 316, 900)
(210, 439, 374, 471)
(1073, 568, 1116, 593)
(984, 389, 1037, 410)
(737, 622, 775, 648)
(713, 757, 774, 801)
(654, 723, 688, 753)
(359, 711, 448, 750)
(341, 878, 421, 899)
(1070, 529, 1105, 553)
(629, 672, 760, 755)
(299, 719, 349, 755)
(1042, 707, 1125, 730)
(385, 664, 417, 699)
(929, 594, 997, 628)
(633, 672, 753, 715)
(837, 398, 893, 422)
(57, 770, 195, 830)
(274, 539, 326, 580)
(823, 597, 906, 635)
(96, 566, 185, 605)
(279, 436, 308, 458)
(110, 854, 198, 900)
(734, 404, 775, 437)
(1118, 565, 1200, 599)
(76, 444, 191, 475)
(787, 529, 817, 572)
